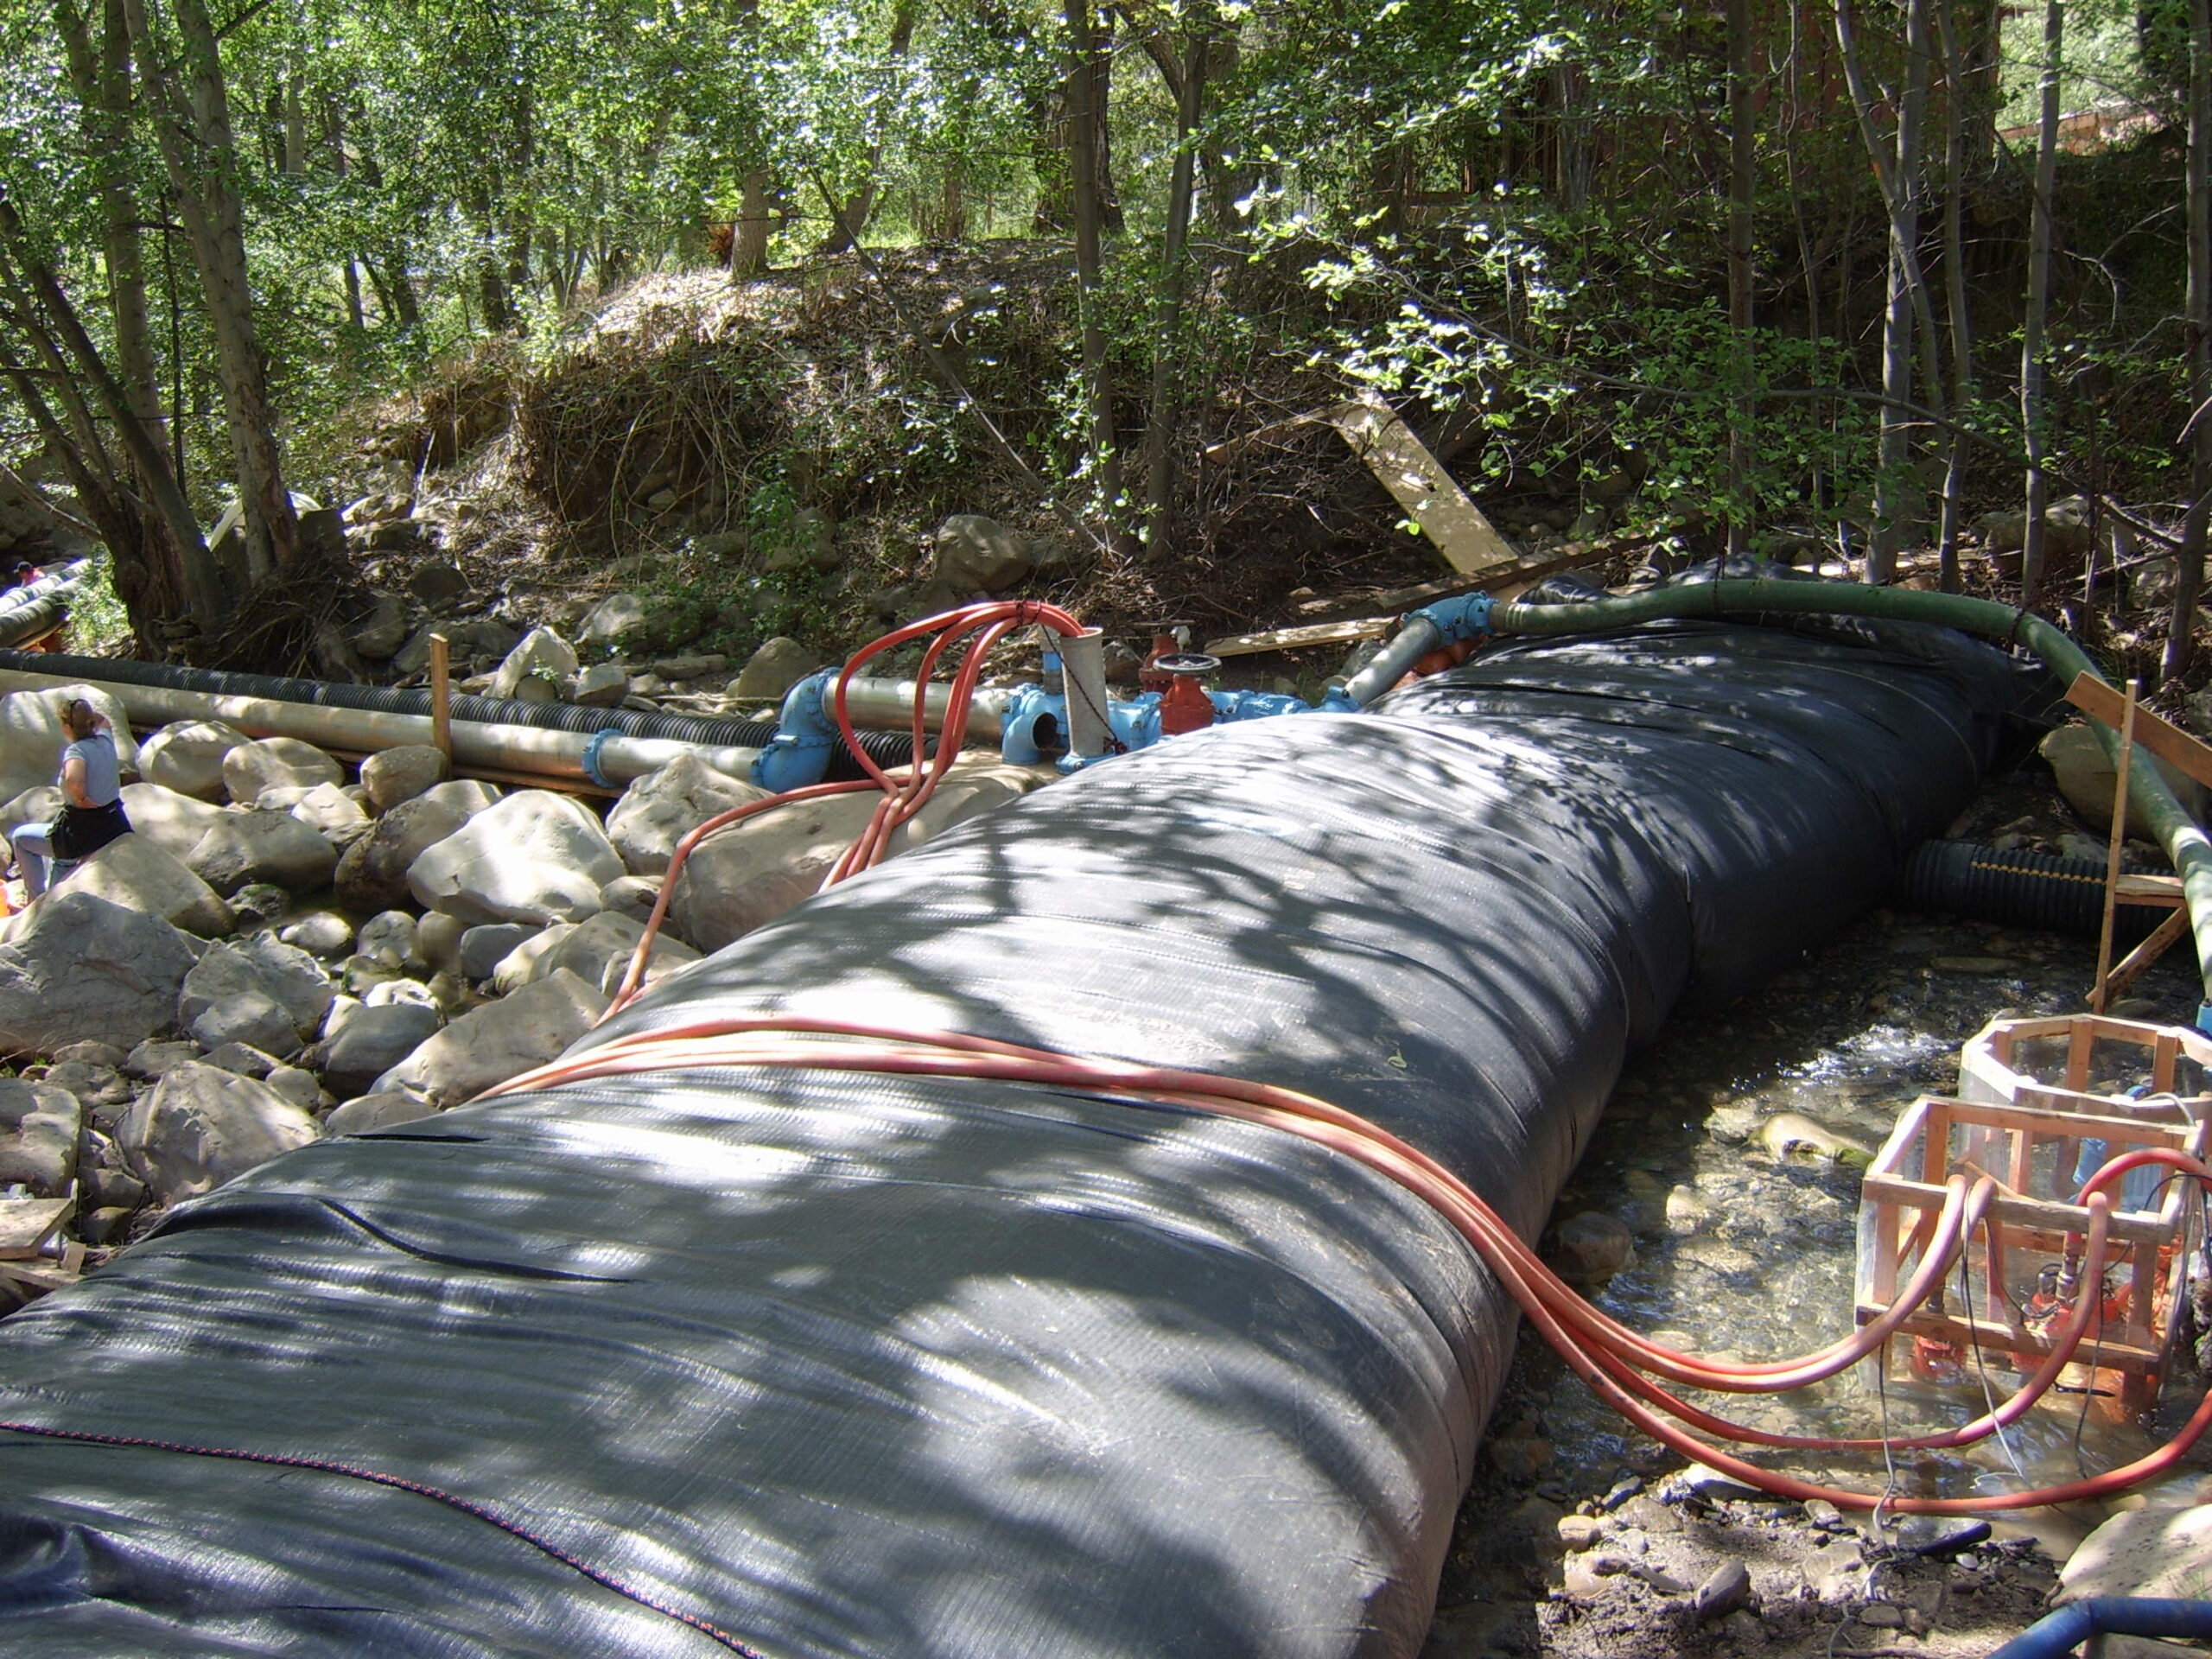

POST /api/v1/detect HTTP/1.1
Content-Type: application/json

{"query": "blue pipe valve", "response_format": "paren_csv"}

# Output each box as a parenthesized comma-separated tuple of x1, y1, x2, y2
(1412, 590, 1495, 645)
(751, 667, 842, 792)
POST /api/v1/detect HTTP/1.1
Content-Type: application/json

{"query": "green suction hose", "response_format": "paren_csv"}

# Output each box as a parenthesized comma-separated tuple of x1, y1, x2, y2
(1488, 579, 2212, 1016)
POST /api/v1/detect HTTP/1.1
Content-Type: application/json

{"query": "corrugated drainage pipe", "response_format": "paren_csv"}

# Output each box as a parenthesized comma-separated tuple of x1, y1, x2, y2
(1901, 840, 2164, 939)
(1484, 578, 2212, 1014)
(1986, 1598, 2212, 1657)
(0, 647, 914, 778)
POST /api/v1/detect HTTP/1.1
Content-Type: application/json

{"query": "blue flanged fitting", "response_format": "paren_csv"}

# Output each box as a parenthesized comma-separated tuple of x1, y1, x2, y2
(999, 682, 1063, 766)
(2198, 1001, 2212, 1037)
(1410, 589, 1494, 645)
(582, 728, 623, 791)
(751, 667, 842, 791)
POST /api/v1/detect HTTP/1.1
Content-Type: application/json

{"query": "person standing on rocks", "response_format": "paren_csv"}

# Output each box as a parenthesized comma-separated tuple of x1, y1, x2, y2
(11, 698, 130, 898)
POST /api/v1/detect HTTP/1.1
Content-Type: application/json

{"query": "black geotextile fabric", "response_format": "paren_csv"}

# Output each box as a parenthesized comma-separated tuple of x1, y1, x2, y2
(0, 618, 2037, 1658)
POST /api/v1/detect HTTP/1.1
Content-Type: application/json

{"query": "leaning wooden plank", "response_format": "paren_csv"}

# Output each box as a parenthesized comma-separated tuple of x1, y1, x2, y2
(1198, 409, 1333, 467)
(1205, 616, 1401, 658)
(1327, 400, 1519, 575)
(0, 1196, 73, 1261)
(2066, 671, 2212, 793)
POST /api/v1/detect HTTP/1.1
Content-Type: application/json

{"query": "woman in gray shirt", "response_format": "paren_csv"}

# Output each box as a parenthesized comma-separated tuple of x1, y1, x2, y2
(12, 697, 130, 897)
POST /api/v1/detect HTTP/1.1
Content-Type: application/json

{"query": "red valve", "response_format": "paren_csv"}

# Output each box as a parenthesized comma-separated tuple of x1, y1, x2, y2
(1154, 652, 1219, 736)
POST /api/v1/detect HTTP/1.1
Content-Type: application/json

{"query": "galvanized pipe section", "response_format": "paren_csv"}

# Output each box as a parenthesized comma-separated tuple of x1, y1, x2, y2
(0, 667, 760, 786)
(837, 677, 1009, 739)
(1344, 616, 1445, 708)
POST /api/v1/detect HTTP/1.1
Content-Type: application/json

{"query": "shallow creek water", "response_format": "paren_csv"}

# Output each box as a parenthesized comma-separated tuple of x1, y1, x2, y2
(1511, 900, 2212, 1515)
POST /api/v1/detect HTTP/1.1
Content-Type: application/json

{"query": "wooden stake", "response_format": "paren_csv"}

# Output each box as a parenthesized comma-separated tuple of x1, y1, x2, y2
(429, 632, 452, 762)
(2093, 677, 2141, 1012)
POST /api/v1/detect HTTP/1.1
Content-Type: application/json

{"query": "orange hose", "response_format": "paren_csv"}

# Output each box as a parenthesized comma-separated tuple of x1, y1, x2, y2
(482, 1017, 2212, 1513)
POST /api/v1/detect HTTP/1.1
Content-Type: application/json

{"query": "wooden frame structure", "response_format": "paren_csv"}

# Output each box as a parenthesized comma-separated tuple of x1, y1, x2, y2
(1856, 1015, 2211, 1417)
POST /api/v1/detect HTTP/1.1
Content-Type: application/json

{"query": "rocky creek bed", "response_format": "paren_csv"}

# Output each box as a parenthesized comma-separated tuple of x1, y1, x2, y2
(1422, 778, 2212, 1659)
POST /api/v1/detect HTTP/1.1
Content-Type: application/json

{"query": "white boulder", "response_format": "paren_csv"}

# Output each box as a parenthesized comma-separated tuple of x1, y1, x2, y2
(373, 968, 607, 1105)
(606, 753, 771, 876)
(138, 721, 249, 802)
(118, 1062, 320, 1205)
(221, 736, 342, 804)
(407, 789, 624, 925)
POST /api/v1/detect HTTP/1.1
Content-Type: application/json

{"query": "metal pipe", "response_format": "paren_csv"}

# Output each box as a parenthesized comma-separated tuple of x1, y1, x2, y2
(0, 666, 759, 787)
(1344, 616, 1445, 708)
(838, 677, 1010, 739)
(1059, 629, 1113, 760)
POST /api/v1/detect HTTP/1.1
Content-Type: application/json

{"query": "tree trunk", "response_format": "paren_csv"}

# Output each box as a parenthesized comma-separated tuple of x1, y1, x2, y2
(124, 0, 297, 594)
(734, 169, 774, 272)
(1726, 0, 1757, 560)
(1936, 0, 1975, 593)
(54, 0, 166, 454)
(1066, 0, 1121, 520)
(0, 220, 214, 625)
(2167, 0, 2212, 680)
(1143, 23, 1206, 550)
(821, 0, 918, 253)
(2020, 0, 2063, 601)
(1838, 0, 1929, 583)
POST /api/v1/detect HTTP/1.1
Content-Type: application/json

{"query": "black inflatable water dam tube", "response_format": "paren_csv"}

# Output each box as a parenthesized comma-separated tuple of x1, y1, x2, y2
(0, 646, 915, 774)
(0, 616, 2035, 1656)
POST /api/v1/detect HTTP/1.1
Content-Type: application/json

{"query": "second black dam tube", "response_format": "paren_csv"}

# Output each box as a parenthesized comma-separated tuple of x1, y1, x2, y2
(0, 616, 2036, 1656)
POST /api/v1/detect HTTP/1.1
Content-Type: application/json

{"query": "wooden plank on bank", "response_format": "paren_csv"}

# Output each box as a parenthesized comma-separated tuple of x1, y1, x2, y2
(0, 1196, 72, 1260)
(2065, 671, 2212, 792)
(1326, 399, 1519, 575)
(1204, 616, 1400, 659)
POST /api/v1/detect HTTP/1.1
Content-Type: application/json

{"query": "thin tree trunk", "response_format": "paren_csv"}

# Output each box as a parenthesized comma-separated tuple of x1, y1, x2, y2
(1838, 0, 1929, 583)
(1143, 23, 1207, 550)
(2019, 0, 2062, 601)
(0, 218, 215, 621)
(821, 0, 918, 253)
(1726, 0, 1758, 560)
(2167, 0, 2212, 681)
(54, 0, 165, 452)
(1066, 0, 1121, 519)
(124, 0, 296, 593)
(1936, 0, 1975, 592)
(734, 169, 773, 272)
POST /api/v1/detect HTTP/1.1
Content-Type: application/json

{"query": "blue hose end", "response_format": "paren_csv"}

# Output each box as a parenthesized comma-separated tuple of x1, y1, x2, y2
(2197, 1003, 2212, 1036)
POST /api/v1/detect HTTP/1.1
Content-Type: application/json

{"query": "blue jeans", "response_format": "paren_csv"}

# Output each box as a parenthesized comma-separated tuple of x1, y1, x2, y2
(10, 821, 63, 899)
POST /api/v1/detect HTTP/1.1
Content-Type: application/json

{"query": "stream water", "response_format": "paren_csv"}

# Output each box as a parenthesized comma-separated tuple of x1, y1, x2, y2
(1519, 900, 2212, 1514)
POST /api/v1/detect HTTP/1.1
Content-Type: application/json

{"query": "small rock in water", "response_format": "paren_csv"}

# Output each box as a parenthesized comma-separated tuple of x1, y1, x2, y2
(1757, 1111, 1875, 1167)
(1692, 1559, 1752, 1622)
(1548, 1211, 1637, 1283)
(1854, 1602, 1904, 1629)
(1801, 1497, 1843, 1529)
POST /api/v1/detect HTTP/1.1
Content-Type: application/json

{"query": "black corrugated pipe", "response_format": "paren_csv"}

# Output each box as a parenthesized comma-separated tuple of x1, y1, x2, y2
(1901, 839, 2164, 940)
(0, 647, 915, 774)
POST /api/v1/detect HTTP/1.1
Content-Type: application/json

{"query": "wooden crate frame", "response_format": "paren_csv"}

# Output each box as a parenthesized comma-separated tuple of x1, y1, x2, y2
(1856, 1087, 2207, 1418)
(1961, 1013, 2212, 1122)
